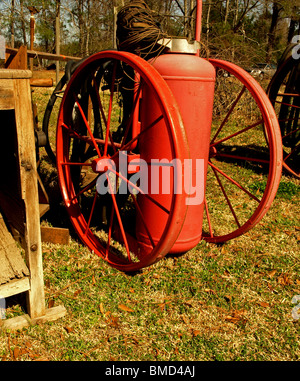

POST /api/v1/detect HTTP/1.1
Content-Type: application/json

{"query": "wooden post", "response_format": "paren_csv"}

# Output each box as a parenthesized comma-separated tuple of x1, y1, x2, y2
(0, 69, 66, 328)
(4, 45, 28, 69)
(27, 6, 39, 72)
(55, 0, 61, 85)
(11, 0, 15, 48)
(11, 71, 45, 317)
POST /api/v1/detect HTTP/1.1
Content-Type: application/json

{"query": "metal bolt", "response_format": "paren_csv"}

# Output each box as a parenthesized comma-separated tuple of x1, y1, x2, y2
(21, 161, 33, 171)
(30, 244, 38, 251)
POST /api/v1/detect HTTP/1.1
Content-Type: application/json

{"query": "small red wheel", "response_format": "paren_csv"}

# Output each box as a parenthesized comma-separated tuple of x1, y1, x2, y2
(267, 46, 300, 178)
(202, 59, 283, 243)
(56, 51, 189, 272)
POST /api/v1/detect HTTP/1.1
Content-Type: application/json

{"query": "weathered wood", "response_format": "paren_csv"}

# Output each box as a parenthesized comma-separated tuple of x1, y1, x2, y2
(30, 78, 53, 87)
(0, 70, 66, 327)
(13, 76, 46, 319)
(1, 305, 67, 331)
(6, 46, 81, 63)
(0, 79, 14, 109)
(41, 226, 70, 245)
(0, 214, 29, 285)
(39, 204, 50, 218)
(0, 69, 32, 79)
(0, 245, 15, 285)
(0, 278, 30, 299)
(0, 215, 29, 281)
(5, 45, 28, 70)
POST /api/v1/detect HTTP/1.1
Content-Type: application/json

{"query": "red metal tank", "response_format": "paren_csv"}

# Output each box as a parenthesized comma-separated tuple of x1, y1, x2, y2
(137, 51, 216, 254)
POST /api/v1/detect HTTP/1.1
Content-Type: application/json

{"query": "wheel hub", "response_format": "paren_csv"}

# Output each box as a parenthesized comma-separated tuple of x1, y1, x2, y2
(209, 145, 218, 158)
(91, 157, 115, 173)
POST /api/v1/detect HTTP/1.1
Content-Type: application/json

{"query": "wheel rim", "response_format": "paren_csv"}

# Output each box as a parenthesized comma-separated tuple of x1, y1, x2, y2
(267, 55, 300, 178)
(56, 51, 189, 271)
(43, 75, 68, 164)
(43, 59, 87, 164)
(203, 59, 282, 243)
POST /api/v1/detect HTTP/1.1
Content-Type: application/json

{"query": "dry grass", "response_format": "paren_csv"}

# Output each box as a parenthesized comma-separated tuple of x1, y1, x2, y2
(0, 172, 298, 361)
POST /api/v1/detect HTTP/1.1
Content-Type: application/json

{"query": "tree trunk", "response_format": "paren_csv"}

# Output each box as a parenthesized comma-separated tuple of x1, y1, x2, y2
(266, 1, 281, 63)
(184, 0, 188, 36)
(20, 0, 27, 46)
(56, 0, 61, 84)
(234, 0, 239, 29)
(288, 5, 300, 43)
(206, 1, 212, 43)
(11, 0, 15, 48)
(85, 0, 90, 56)
(225, 0, 230, 25)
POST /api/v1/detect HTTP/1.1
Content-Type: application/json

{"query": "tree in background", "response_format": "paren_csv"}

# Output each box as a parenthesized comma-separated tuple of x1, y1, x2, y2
(0, 0, 299, 67)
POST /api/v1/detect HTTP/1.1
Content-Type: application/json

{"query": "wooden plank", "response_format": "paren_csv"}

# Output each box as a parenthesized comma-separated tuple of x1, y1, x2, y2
(0, 214, 29, 284)
(13, 77, 46, 319)
(41, 226, 70, 245)
(0, 305, 67, 331)
(5, 46, 81, 63)
(0, 79, 14, 109)
(39, 204, 50, 218)
(0, 247, 15, 285)
(0, 278, 30, 299)
(5, 45, 28, 70)
(30, 78, 53, 87)
(0, 69, 32, 79)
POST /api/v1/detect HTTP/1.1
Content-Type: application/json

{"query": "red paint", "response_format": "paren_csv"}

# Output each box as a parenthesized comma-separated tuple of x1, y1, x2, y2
(137, 53, 215, 254)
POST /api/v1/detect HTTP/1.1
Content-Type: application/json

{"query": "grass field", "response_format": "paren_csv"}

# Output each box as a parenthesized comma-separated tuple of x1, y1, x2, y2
(0, 70, 299, 361)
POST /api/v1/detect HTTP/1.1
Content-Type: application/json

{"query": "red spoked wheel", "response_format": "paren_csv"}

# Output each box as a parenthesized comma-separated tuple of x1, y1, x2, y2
(202, 59, 283, 243)
(267, 49, 300, 178)
(56, 51, 189, 272)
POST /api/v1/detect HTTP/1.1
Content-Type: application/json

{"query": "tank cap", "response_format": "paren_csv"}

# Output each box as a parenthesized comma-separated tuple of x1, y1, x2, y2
(158, 38, 200, 54)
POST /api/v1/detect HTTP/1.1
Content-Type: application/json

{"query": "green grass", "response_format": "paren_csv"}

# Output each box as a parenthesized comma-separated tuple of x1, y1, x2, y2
(250, 180, 300, 201)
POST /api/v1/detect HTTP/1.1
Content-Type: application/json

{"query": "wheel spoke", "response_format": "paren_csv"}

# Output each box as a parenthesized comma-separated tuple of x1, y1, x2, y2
(275, 100, 300, 109)
(208, 160, 261, 203)
(211, 119, 264, 148)
(74, 94, 102, 157)
(131, 193, 155, 248)
(117, 114, 164, 154)
(121, 80, 142, 147)
(282, 126, 300, 139)
(104, 62, 117, 156)
(284, 142, 300, 161)
(85, 192, 98, 235)
(106, 173, 131, 262)
(106, 205, 115, 260)
(93, 79, 117, 154)
(278, 117, 299, 125)
(109, 166, 170, 215)
(204, 197, 214, 238)
(61, 162, 92, 166)
(62, 122, 96, 149)
(211, 166, 241, 228)
(276, 92, 300, 97)
(70, 178, 97, 202)
(211, 85, 246, 144)
(215, 153, 269, 164)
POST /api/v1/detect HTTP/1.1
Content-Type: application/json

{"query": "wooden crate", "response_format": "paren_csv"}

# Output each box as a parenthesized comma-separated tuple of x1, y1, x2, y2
(0, 69, 66, 330)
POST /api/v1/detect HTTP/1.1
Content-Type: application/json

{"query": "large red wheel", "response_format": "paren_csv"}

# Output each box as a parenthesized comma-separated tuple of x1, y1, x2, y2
(267, 46, 300, 178)
(202, 59, 283, 243)
(56, 51, 189, 272)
